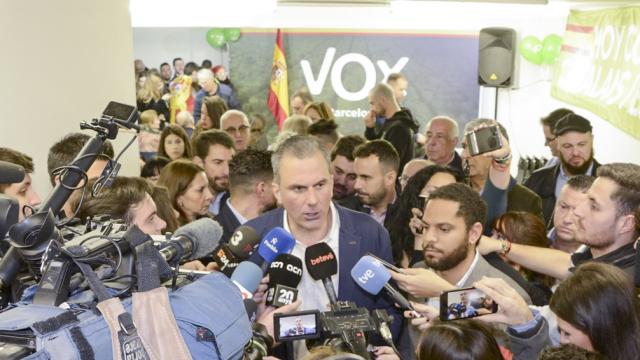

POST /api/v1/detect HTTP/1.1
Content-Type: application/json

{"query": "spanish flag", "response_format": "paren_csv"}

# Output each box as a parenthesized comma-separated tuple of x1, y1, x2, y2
(268, 29, 289, 130)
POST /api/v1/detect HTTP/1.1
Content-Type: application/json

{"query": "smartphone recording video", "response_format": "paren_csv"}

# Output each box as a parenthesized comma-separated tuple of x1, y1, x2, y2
(440, 287, 498, 321)
(274, 310, 321, 342)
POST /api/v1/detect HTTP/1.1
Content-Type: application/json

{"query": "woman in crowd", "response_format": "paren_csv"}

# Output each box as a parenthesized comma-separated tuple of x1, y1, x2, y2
(157, 159, 213, 226)
(415, 320, 507, 360)
(157, 124, 192, 161)
(199, 95, 228, 130)
(304, 101, 334, 122)
(138, 109, 162, 161)
(136, 73, 170, 122)
(212, 65, 235, 89)
(387, 165, 462, 267)
(475, 262, 640, 359)
(492, 211, 555, 298)
(150, 185, 180, 233)
(249, 113, 268, 150)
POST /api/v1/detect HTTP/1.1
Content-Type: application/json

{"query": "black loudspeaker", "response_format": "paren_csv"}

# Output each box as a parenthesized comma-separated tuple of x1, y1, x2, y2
(478, 27, 516, 87)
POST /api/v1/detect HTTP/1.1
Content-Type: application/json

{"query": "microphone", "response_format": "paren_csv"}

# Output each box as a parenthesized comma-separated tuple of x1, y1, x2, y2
(351, 255, 421, 317)
(253, 227, 296, 273)
(158, 218, 222, 263)
(304, 242, 338, 307)
(230, 261, 263, 300)
(265, 254, 303, 307)
(0, 161, 25, 184)
(211, 226, 260, 276)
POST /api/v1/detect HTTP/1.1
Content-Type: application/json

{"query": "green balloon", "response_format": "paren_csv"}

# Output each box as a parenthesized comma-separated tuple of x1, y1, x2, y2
(223, 28, 241, 43)
(542, 34, 563, 65)
(519, 36, 544, 65)
(206, 28, 226, 48)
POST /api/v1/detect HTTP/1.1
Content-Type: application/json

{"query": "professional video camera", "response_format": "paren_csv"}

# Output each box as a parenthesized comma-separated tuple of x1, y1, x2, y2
(274, 300, 394, 359)
(0, 101, 140, 307)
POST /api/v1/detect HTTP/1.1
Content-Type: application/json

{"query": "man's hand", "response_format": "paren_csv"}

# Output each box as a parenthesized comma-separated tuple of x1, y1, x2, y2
(205, 262, 219, 271)
(474, 277, 533, 326)
(390, 268, 455, 298)
(181, 260, 207, 271)
(364, 110, 376, 128)
(404, 302, 439, 331)
(254, 275, 270, 319)
(477, 235, 502, 255)
(257, 299, 302, 345)
(372, 346, 400, 360)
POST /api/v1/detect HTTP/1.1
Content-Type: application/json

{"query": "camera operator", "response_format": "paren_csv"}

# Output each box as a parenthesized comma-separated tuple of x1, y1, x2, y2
(0, 147, 42, 224)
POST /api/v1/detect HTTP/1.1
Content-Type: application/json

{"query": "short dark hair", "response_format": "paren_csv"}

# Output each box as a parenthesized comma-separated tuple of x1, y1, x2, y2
(428, 183, 487, 231)
(540, 108, 574, 128)
(308, 119, 339, 144)
(159, 62, 169, 69)
(192, 129, 235, 159)
(201, 59, 212, 68)
(386, 73, 406, 83)
(331, 135, 366, 162)
(538, 344, 603, 360)
(597, 163, 640, 221)
(47, 133, 114, 186)
(0, 147, 34, 193)
(229, 149, 273, 193)
(140, 157, 171, 179)
(566, 174, 595, 193)
(75, 176, 152, 225)
(172, 57, 183, 67)
(184, 62, 199, 76)
(353, 139, 400, 174)
(417, 320, 503, 360)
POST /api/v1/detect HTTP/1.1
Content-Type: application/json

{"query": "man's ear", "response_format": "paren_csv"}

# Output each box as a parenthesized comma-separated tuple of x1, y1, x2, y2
(452, 136, 459, 147)
(384, 170, 397, 188)
(468, 222, 483, 245)
(617, 214, 636, 237)
(192, 156, 204, 167)
(272, 181, 281, 205)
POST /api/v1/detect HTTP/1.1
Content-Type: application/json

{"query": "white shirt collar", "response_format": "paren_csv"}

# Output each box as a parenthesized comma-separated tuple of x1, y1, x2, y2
(225, 197, 248, 225)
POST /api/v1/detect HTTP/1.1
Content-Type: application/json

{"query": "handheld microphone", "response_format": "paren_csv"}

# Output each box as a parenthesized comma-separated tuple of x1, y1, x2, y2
(265, 254, 303, 307)
(304, 242, 339, 307)
(255, 227, 296, 273)
(351, 255, 421, 317)
(158, 218, 222, 263)
(230, 261, 263, 300)
(212, 226, 260, 276)
(0, 161, 25, 184)
(244, 298, 258, 322)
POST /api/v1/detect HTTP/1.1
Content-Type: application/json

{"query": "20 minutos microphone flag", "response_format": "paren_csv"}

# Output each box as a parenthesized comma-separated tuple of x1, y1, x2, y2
(268, 29, 289, 130)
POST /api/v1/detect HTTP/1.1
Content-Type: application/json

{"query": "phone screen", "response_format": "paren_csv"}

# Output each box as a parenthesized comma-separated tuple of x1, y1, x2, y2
(274, 310, 321, 342)
(440, 287, 498, 321)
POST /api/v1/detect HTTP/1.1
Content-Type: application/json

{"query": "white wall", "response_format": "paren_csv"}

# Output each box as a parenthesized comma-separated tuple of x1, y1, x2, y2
(1, 0, 139, 200)
(131, 0, 639, 166)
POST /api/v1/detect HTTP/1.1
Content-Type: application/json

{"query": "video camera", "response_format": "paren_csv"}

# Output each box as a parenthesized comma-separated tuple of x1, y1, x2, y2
(274, 301, 393, 359)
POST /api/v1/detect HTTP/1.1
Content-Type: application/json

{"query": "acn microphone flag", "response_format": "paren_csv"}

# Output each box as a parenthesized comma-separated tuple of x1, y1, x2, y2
(267, 29, 289, 130)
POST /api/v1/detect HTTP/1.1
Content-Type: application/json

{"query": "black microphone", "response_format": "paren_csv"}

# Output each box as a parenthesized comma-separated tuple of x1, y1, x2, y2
(212, 226, 260, 276)
(266, 254, 303, 307)
(244, 298, 258, 322)
(158, 218, 223, 263)
(0, 161, 25, 184)
(304, 242, 338, 307)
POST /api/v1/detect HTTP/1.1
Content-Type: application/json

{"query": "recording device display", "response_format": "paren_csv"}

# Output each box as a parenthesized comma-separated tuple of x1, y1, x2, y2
(465, 125, 502, 156)
(274, 310, 320, 342)
(351, 256, 419, 317)
(305, 242, 339, 307)
(266, 254, 303, 307)
(440, 287, 498, 321)
(102, 101, 139, 130)
(364, 252, 406, 274)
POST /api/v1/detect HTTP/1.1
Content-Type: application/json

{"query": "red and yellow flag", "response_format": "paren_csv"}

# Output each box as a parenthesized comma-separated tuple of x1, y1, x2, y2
(267, 29, 289, 130)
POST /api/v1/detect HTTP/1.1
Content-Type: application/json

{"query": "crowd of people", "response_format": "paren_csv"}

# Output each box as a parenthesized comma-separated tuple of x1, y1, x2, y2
(0, 57, 637, 360)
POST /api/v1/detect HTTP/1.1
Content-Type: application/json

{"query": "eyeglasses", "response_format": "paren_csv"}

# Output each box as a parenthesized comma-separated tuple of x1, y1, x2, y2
(225, 125, 250, 135)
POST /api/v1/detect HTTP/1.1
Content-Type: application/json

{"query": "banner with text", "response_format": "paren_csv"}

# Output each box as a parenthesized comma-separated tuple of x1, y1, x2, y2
(230, 29, 479, 136)
(551, 7, 640, 140)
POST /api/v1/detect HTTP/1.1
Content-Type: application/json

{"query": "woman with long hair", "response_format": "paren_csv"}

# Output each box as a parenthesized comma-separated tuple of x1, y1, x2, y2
(136, 73, 170, 122)
(157, 159, 213, 226)
(416, 320, 506, 360)
(157, 124, 192, 161)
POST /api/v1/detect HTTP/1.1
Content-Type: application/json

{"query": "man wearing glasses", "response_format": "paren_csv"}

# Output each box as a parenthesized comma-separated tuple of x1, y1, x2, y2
(221, 110, 252, 151)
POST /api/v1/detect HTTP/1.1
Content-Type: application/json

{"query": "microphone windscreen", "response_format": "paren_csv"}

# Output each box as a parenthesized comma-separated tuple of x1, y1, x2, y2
(257, 227, 295, 264)
(0, 161, 25, 184)
(350, 255, 391, 295)
(231, 261, 263, 294)
(304, 242, 338, 281)
(228, 226, 260, 259)
(268, 253, 303, 287)
(174, 218, 223, 260)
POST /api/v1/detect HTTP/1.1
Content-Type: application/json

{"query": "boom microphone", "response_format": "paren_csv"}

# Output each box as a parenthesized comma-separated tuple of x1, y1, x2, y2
(266, 254, 303, 307)
(212, 226, 260, 276)
(305, 242, 338, 307)
(351, 255, 421, 317)
(0, 161, 25, 184)
(158, 218, 222, 263)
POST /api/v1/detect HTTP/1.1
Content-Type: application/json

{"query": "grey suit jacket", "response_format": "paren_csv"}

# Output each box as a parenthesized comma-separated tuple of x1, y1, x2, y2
(403, 254, 533, 357)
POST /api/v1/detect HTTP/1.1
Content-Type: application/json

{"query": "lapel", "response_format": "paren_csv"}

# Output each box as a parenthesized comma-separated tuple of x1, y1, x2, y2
(336, 206, 362, 299)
